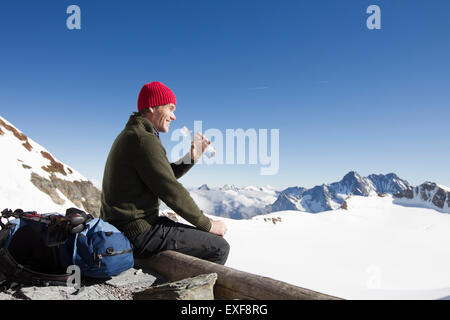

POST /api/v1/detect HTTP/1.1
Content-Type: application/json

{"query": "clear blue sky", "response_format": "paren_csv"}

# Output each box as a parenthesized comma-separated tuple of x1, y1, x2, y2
(1, 0, 449, 189)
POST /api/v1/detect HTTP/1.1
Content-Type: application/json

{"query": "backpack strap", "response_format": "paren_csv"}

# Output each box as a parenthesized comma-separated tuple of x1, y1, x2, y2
(0, 248, 71, 288)
(0, 223, 15, 248)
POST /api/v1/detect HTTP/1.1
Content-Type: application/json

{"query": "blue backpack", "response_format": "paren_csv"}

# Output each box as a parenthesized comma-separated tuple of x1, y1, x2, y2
(60, 216, 134, 278)
(0, 208, 134, 288)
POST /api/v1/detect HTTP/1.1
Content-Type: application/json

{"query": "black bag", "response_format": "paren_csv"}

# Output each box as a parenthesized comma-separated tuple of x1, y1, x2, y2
(0, 208, 92, 290)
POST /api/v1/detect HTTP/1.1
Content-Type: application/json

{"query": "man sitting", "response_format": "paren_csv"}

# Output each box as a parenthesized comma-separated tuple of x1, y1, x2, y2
(100, 82, 229, 265)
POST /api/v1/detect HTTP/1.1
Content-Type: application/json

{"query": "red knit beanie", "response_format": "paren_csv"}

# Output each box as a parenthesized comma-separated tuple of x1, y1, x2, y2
(137, 82, 177, 112)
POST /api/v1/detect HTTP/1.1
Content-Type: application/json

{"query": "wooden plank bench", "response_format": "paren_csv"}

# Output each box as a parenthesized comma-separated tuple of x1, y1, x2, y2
(135, 250, 342, 300)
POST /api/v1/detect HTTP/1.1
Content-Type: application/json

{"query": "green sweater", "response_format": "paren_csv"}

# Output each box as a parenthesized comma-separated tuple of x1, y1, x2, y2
(100, 113, 212, 239)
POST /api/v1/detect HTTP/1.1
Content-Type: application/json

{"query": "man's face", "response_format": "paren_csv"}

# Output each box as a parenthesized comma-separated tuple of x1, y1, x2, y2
(147, 103, 176, 133)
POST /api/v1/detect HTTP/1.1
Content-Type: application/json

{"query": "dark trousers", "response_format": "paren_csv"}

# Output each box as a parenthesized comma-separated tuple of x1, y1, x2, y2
(130, 217, 230, 265)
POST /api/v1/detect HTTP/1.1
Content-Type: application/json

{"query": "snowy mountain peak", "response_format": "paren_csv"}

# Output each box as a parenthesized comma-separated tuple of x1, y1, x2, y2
(198, 184, 210, 191)
(330, 171, 372, 196)
(342, 170, 362, 181)
(271, 172, 412, 214)
(367, 173, 410, 194)
(282, 186, 306, 197)
(386, 172, 400, 179)
(0, 115, 100, 215)
(270, 192, 300, 212)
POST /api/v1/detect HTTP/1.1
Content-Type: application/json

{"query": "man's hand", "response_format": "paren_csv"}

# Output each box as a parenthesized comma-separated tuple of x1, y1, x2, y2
(209, 219, 228, 237)
(191, 132, 211, 162)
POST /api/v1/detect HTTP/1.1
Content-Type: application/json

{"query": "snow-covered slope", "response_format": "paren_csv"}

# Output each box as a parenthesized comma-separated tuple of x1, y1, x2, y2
(0, 116, 100, 215)
(220, 194, 450, 300)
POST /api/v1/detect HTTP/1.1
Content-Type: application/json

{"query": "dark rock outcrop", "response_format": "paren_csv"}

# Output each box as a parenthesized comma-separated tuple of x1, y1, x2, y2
(30, 172, 101, 217)
(394, 182, 450, 211)
(40, 151, 67, 176)
(0, 118, 33, 151)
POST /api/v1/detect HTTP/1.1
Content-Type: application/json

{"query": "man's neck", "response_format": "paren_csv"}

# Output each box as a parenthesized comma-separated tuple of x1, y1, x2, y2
(143, 114, 160, 138)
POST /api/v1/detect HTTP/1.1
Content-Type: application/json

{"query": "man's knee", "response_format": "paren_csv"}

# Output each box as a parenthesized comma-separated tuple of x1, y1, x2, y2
(215, 237, 230, 265)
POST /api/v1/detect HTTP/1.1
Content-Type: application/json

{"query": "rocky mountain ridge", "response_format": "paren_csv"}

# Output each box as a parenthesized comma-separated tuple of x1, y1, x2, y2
(268, 171, 412, 213)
